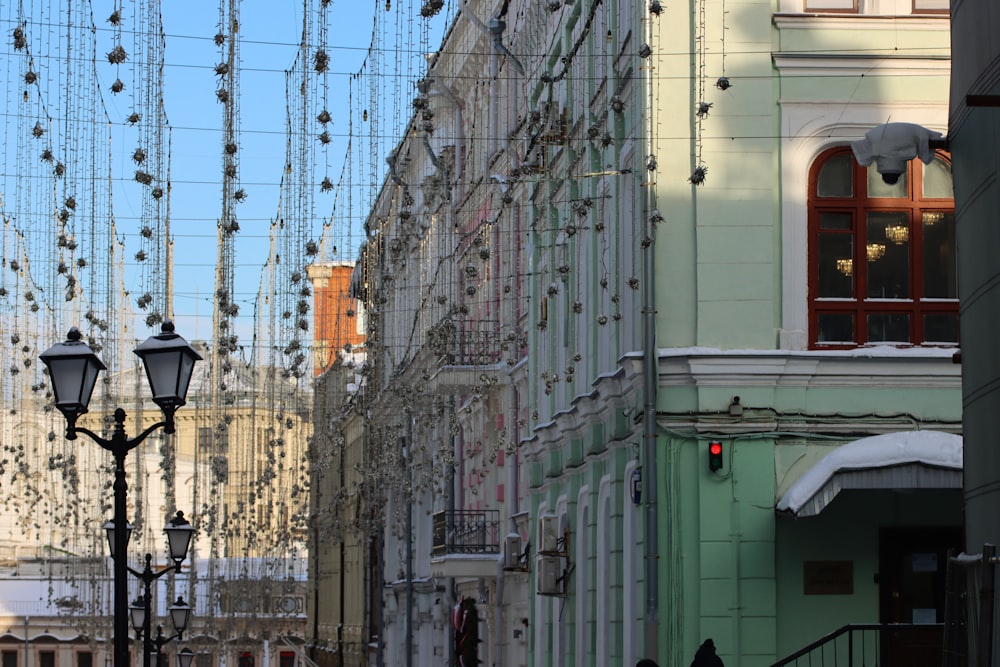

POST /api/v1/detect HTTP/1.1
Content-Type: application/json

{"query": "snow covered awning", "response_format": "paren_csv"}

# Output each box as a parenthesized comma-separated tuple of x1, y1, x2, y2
(775, 430, 962, 518)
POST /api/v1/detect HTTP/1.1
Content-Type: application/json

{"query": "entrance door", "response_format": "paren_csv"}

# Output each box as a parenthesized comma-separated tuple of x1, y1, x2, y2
(879, 526, 962, 664)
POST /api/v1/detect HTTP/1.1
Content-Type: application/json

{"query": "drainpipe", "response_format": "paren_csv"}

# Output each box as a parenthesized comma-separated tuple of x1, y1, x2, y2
(375, 530, 385, 667)
(641, 3, 660, 662)
(495, 559, 505, 667)
(311, 525, 320, 664)
(404, 424, 414, 667)
(447, 398, 458, 667)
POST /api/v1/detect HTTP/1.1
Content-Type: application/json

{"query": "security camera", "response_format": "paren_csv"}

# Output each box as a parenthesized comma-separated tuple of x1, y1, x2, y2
(850, 122, 946, 185)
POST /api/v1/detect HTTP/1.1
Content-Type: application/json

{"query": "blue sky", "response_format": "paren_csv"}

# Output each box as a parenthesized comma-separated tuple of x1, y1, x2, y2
(148, 1, 446, 342)
(0, 0, 451, 347)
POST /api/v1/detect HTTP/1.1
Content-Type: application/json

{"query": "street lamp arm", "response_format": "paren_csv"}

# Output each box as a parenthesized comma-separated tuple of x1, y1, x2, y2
(71, 418, 170, 456)
(128, 560, 182, 582)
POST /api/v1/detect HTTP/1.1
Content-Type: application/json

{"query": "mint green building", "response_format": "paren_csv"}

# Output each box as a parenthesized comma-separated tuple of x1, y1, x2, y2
(340, 1, 958, 666)
(522, 1, 958, 667)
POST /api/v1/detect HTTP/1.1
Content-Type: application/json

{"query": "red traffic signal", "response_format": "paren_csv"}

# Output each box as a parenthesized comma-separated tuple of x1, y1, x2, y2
(708, 441, 723, 472)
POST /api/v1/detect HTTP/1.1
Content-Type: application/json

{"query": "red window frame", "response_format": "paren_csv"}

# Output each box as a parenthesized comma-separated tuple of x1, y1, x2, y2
(807, 146, 957, 349)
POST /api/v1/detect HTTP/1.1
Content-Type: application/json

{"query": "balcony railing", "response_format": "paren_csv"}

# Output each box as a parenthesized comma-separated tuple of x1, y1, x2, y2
(428, 319, 503, 366)
(431, 510, 501, 556)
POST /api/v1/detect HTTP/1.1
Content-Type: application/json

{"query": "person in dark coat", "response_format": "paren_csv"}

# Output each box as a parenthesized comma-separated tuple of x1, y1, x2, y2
(691, 638, 725, 667)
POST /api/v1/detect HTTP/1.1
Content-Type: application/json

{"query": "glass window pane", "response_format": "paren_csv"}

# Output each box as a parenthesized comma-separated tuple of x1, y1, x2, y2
(818, 233, 854, 297)
(924, 314, 959, 343)
(867, 164, 908, 198)
(868, 313, 911, 343)
(867, 212, 910, 299)
(922, 212, 957, 298)
(817, 153, 853, 197)
(922, 157, 953, 198)
(819, 211, 852, 230)
(806, 0, 857, 9)
(817, 313, 854, 343)
(913, 0, 949, 12)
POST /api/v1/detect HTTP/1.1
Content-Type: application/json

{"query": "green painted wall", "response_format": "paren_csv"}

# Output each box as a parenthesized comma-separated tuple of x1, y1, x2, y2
(775, 489, 962, 657)
(664, 436, 777, 667)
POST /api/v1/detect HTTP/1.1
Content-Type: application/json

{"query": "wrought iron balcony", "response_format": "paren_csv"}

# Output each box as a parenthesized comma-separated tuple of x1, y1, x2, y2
(428, 319, 504, 367)
(431, 509, 501, 557)
(431, 510, 502, 578)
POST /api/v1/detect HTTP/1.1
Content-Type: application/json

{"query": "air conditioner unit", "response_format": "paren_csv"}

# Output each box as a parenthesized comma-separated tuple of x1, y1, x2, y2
(537, 556, 563, 596)
(504, 533, 523, 570)
(539, 515, 559, 554)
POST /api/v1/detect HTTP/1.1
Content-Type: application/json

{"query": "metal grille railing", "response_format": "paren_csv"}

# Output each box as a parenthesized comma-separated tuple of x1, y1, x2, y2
(428, 319, 503, 366)
(431, 510, 501, 556)
(771, 623, 945, 667)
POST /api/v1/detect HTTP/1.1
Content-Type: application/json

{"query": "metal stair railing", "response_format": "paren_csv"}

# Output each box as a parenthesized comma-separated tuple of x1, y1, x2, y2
(771, 623, 944, 667)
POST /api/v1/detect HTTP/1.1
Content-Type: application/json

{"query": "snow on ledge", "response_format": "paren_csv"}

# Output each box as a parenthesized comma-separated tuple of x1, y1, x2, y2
(776, 430, 962, 516)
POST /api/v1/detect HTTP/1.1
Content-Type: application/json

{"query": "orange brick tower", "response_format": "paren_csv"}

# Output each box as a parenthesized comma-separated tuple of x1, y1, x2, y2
(307, 262, 366, 377)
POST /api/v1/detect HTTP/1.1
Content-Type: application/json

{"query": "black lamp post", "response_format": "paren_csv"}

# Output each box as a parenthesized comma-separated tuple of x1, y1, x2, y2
(130, 597, 191, 667)
(40, 321, 201, 667)
(123, 512, 195, 667)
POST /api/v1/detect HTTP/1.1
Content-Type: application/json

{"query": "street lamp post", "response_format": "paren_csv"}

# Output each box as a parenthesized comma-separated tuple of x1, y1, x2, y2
(40, 321, 201, 667)
(124, 511, 194, 667)
(131, 596, 191, 667)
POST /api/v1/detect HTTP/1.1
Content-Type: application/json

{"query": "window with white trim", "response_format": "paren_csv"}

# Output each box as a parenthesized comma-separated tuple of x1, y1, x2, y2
(808, 146, 957, 348)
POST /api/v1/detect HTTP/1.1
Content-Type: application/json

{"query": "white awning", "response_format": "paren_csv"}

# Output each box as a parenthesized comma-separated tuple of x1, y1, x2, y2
(775, 430, 962, 517)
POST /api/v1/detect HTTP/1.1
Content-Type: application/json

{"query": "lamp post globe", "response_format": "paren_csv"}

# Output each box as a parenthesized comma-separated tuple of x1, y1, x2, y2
(177, 649, 194, 667)
(39, 327, 106, 437)
(164, 512, 195, 566)
(168, 597, 191, 636)
(103, 520, 134, 559)
(132, 320, 202, 432)
(130, 597, 147, 635)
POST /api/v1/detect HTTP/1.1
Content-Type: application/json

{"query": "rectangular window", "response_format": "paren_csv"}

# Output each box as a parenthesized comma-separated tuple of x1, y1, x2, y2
(924, 314, 959, 343)
(199, 426, 229, 452)
(913, 0, 949, 13)
(38, 652, 55, 667)
(922, 212, 957, 299)
(867, 213, 910, 299)
(76, 653, 92, 667)
(3, 651, 18, 667)
(805, 0, 857, 11)
(817, 313, 855, 344)
(279, 653, 295, 667)
(867, 313, 911, 343)
(195, 654, 212, 667)
(198, 427, 212, 451)
(817, 232, 854, 298)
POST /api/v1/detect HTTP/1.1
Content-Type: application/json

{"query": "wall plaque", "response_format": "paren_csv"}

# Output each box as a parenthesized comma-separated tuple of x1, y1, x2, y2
(803, 561, 854, 595)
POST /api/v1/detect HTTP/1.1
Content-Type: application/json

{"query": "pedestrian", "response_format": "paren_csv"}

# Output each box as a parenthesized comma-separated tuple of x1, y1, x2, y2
(691, 638, 724, 667)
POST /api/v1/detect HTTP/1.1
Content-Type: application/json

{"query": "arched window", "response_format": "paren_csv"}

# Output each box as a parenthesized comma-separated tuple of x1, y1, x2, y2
(808, 147, 957, 348)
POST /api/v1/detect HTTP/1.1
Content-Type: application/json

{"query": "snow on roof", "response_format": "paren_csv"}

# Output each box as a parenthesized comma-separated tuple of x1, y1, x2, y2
(776, 430, 963, 517)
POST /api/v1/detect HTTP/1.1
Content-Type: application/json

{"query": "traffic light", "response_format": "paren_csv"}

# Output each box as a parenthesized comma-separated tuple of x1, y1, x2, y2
(708, 441, 723, 472)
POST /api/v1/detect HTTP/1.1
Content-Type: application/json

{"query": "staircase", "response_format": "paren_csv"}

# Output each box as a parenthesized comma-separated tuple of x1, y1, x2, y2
(771, 623, 944, 667)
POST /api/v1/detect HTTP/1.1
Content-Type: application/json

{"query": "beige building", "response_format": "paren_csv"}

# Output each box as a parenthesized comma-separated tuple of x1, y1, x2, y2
(0, 340, 312, 667)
